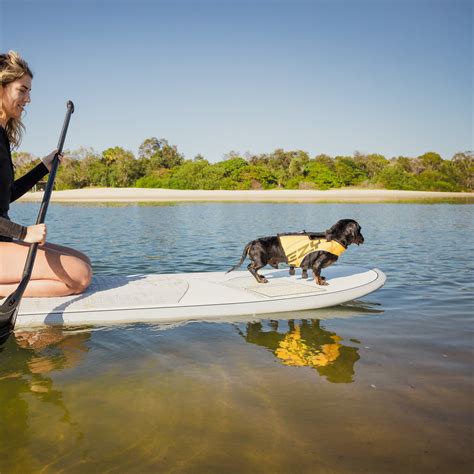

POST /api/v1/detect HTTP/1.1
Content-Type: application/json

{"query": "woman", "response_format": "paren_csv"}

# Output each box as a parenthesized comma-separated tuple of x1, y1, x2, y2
(0, 51, 92, 297)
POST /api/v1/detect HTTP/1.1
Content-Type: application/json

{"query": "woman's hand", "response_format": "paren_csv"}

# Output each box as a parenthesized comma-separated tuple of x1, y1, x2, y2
(41, 149, 63, 171)
(24, 224, 47, 244)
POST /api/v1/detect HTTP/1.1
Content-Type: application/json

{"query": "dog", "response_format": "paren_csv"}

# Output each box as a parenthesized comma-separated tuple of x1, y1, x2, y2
(227, 219, 364, 285)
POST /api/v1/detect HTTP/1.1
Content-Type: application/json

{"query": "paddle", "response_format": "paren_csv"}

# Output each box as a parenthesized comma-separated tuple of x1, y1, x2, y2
(0, 101, 75, 344)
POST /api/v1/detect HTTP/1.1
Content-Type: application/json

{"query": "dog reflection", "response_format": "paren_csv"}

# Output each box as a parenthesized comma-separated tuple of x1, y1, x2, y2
(239, 319, 360, 383)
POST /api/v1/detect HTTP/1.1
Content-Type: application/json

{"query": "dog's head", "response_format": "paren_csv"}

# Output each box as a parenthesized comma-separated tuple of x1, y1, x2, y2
(325, 219, 364, 247)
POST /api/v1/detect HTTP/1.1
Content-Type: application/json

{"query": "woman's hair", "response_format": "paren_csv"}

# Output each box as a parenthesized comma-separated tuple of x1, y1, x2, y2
(0, 51, 33, 149)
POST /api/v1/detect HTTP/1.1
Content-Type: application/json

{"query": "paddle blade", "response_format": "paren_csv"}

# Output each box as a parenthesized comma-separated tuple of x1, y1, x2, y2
(0, 296, 19, 344)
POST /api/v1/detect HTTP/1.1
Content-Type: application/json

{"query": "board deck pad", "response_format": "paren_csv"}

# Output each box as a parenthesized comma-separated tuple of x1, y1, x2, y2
(12, 265, 386, 327)
(17, 275, 190, 314)
(225, 277, 326, 297)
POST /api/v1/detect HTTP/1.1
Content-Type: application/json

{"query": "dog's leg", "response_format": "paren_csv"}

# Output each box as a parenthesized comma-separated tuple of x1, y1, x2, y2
(300, 255, 311, 280)
(313, 273, 328, 286)
(308, 253, 337, 286)
(312, 268, 329, 286)
(248, 263, 268, 283)
(311, 262, 329, 286)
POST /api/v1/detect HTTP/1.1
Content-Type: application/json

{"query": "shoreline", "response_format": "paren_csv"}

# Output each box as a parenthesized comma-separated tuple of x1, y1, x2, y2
(18, 187, 474, 203)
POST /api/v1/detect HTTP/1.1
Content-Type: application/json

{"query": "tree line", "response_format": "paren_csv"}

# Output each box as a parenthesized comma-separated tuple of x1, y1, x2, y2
(13, 137, 473, 192)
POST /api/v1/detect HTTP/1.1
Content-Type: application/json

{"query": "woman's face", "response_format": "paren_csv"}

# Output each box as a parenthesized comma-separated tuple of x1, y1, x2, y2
(1, 74, 32, 122)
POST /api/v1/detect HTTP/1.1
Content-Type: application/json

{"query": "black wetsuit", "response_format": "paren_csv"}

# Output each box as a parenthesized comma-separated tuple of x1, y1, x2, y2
(0, 126, 48, 241)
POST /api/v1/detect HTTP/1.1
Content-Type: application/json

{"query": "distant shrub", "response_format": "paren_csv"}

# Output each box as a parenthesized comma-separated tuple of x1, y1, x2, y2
(376, 165, 420, 190)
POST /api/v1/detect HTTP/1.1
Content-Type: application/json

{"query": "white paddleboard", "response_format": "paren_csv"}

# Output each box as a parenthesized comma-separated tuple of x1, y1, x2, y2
(14, 265, 386, 327)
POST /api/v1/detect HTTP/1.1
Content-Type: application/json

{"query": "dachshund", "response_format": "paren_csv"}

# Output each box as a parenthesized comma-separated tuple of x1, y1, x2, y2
(227, 219, 364, 285)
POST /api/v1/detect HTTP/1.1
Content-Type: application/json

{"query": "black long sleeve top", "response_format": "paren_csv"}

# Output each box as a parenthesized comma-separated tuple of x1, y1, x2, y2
(0, 126, 49, 240)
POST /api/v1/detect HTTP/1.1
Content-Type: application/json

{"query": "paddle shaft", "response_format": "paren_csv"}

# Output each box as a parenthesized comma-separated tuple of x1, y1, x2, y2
(21, 101, 74, 282)
(0, 101, 74, 335)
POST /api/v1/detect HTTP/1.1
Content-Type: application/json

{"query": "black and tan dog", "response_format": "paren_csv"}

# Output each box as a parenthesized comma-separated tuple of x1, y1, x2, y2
(227, 219, 364, 285)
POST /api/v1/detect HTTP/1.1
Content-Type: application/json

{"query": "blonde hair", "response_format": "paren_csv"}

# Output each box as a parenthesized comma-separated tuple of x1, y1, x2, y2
(0, 51, 33, 149)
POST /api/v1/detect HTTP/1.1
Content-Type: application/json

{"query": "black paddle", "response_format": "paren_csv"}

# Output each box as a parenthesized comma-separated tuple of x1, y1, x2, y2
(0, 101, 75, 344)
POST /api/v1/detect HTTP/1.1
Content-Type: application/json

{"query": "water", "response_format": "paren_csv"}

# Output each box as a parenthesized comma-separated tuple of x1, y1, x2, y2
(1, 202, 473, 473)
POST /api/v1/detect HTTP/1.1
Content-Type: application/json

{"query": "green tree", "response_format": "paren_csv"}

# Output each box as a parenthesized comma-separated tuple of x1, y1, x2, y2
(393, 156, 413, 173)
(55, 157, 80, 190)
(138, 137, 161, 160)
(376, 164, 419, 190)
(314, 154, 335, 169)
(74, 151, 102, 187)
(304, 161, 340, 189)
(135, 168, 173, 188)
(109, 154, 142, 187)
(249, 149, 305, 187)
(241, 165, 278, 189)
(289, 151, 310, 177)
(166, 159, 214, 189)
(100, 147, 138, 186)
(451, 151, 474, 190)
(86, 158, 109, 187)
(418, 152, 443, 171)
(353, 153, 389, 180)
(137, 137, 185, 175)
(416, 169, 459, 191)
(334, 156, 367, 186)
(213, 157, 249, 189)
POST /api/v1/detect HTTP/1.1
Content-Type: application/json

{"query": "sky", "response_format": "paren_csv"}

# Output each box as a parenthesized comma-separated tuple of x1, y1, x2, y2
(0, 0, 472, 161)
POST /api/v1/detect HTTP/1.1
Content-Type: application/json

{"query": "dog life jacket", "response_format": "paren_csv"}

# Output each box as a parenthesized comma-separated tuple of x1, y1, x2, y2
(278, 233, 346, 267)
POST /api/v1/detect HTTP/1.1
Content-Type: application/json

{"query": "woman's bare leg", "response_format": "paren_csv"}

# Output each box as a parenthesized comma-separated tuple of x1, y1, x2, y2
(0, 241, 92, 297)
(41, 242, 91, 266)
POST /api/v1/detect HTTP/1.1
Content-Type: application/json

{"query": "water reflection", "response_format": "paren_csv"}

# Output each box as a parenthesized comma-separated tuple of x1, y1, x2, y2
(0, 327, 90, 471)
(238, 319, 360, 383)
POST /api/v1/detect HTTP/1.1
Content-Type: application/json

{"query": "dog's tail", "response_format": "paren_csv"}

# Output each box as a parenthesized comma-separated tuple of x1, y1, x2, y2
(226, 242, 252, 273)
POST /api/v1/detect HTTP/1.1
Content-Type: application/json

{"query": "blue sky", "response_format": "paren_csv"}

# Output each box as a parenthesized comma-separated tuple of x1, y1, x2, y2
(1, 0, 472, 161)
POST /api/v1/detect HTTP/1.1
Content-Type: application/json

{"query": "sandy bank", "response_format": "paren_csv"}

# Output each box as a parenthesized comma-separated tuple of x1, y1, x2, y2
(18, 187, 473, 203)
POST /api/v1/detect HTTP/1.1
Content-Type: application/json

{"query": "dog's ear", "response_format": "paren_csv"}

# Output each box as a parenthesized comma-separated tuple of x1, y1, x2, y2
(346, 222, 361, 243)
(348, 223, 356, 238)
(325, 223, 337, 241)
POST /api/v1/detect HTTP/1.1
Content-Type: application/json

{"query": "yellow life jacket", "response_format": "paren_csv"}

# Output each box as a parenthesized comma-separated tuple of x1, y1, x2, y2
(278, 234, 346, 267)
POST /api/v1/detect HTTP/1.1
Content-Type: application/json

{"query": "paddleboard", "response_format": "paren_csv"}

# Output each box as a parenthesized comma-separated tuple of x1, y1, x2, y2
(13, 265, 386, 328)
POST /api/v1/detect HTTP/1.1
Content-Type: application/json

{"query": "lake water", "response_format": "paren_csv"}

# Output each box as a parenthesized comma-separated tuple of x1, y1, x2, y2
(1, 202, 473, 473)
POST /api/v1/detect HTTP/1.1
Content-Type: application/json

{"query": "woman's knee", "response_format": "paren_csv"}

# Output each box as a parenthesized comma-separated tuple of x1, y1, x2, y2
(69, 259, 93, 294)
(77, 261, 92, 293)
